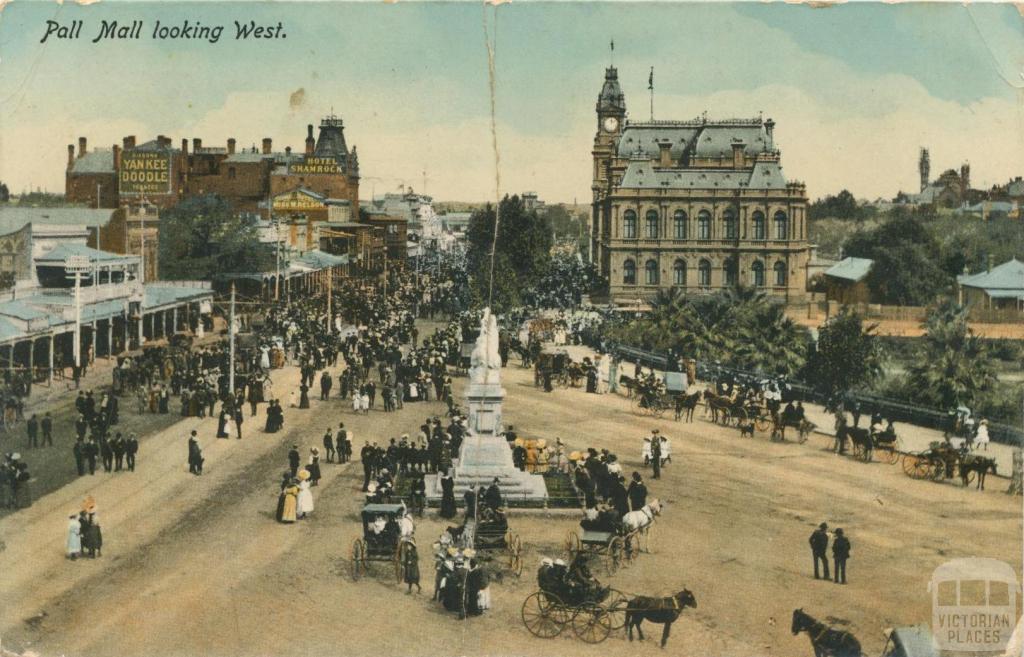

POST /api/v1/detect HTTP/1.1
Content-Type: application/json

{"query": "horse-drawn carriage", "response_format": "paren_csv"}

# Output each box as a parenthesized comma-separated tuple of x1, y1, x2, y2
(534, 349, 573, 388)
(630, 374, 671, 418)
(521, 560, 629, 643)
(466, 507, 524, 577)
(351, 502, 416, 582)
(902, 442, 998, 488)
(564, 500, 661, 574)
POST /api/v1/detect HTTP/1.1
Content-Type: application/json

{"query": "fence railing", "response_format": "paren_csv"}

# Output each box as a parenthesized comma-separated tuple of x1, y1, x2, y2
(607, 343, 1024, 447)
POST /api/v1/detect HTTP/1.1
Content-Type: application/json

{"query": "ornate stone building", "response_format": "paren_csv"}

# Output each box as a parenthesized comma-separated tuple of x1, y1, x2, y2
(590, 67, 811, 306)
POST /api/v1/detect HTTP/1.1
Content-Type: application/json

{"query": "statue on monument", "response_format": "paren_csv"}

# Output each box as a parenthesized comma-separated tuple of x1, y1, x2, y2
(469, 307, 502, 385)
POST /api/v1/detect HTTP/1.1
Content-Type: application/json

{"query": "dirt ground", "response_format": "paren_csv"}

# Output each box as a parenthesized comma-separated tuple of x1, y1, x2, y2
(0, 351, 1021, 657)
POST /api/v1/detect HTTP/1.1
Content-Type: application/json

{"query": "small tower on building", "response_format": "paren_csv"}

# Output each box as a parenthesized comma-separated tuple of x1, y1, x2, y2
(919, 147, 931, 192)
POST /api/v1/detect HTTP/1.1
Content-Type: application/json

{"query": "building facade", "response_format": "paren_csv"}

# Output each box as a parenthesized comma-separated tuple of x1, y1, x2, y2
(590, 67, 811, 306)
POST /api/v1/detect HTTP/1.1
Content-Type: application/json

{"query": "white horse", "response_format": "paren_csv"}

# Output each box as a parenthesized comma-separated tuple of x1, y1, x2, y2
(622, 499, 662, 553)
(397, 515, 415, 540)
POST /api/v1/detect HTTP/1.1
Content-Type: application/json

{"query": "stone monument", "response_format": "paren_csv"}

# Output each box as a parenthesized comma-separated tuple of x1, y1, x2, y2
(428, 308, 548, 503)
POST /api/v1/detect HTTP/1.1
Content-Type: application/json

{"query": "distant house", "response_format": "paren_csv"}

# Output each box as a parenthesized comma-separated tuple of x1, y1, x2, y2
(957, 258, 1024, 311)
(822, 257, 873, 304)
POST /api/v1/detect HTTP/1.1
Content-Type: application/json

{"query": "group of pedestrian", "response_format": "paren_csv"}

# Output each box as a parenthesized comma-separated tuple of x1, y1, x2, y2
(808, 521, 851, 584)
(66, 496, 102, 560)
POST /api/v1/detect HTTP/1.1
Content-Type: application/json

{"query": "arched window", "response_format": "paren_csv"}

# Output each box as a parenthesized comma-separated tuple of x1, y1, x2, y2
(673, 210, 687, 239)
(774, 261, 788, 287)
(698, 259, 712, 287)
(623, 259, 636, 285)
(645, 259, 659, 285)
(623, 210, 637, 239)
(697, 210, 711, 240)
(645, 210, 659, 239)
(774, 210, 788, 240)
(723, 257, 737, 287)
(751, 260, 765, 287)
(752, 211, 766, 240)
(723, 208, 738, 239)
(673, 259, 687, 286)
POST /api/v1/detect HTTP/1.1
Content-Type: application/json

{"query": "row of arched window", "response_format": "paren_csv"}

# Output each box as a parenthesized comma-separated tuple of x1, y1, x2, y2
(622, 258, 788, 287)
(621, 209, 789, 241)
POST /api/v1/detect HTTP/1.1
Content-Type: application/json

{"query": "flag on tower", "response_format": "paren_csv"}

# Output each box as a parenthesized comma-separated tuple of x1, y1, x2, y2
(648, 67, 654, 90)
(610, 38, 614, 52)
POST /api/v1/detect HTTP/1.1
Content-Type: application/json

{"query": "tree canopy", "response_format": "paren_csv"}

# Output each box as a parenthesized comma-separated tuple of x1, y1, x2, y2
(465, 194, 553, 312)
(158, 194, 273, 281)
(808, 190, 876, 222)
(804, 308, 881, 397)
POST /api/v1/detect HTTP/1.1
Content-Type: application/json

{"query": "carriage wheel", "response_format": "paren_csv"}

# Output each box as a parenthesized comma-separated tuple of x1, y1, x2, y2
(754, 415, 772, 433)
(607, 537, 624, 574)
(930, 458, 948, 481)
(351, 539, 365, 581)
(395, 541, 409, 584)
(521, 592, 566, 639)
(623, 534, 638, 563)
(652, 401, 667, 419)
(565, 531, 581, 558)
(913, 457, 936, 480)
(885, 446, 901, 465)
(572, 603, 612, 644)
(903, 454, 923, 478)
(605, 589, 630, 631)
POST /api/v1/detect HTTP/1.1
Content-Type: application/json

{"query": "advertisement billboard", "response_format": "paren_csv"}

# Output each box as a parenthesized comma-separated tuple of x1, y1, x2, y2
(119, 150, 173, 195)
(289, 156, 341, 175)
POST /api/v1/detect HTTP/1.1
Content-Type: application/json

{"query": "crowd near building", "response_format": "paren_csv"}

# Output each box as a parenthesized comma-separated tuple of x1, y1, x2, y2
(590, 66, 812, 307)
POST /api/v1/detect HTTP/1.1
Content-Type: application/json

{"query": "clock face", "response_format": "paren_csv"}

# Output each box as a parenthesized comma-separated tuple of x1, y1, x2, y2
(603, 117, 619, 132)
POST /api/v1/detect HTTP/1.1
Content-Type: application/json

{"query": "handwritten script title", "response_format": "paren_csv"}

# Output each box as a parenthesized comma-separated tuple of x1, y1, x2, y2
(41, 20, 286, 44)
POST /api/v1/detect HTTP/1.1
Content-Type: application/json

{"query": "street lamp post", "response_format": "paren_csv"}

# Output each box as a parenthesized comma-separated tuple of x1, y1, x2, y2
(65, 255, 93, 379)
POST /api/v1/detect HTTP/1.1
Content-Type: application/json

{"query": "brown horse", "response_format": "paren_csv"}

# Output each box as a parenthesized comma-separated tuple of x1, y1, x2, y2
(674, 392, 701, 422)
(625, 589, 697, 648)
(791, 608, 861, 657)
(960, 455, 998, 490)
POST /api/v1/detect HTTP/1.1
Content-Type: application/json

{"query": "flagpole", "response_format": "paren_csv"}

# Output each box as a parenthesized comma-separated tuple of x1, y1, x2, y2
(648, 66, 654, 121)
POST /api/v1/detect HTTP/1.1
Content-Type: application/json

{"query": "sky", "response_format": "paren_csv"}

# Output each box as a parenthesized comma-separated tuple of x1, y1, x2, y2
(0, 1, 1022, 203)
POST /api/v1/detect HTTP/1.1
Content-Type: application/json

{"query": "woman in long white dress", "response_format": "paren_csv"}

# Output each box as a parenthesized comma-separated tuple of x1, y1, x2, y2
(66, 514, 82, 559)
(975, 419, 991, 451)
(296, 470, 314, 518)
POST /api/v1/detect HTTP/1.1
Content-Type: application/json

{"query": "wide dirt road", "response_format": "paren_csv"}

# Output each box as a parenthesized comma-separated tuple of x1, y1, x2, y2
(1, 358, 1020, 657)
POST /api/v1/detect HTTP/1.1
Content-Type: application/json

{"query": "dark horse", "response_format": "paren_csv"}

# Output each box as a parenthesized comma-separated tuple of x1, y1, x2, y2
(960, 455, 998, 490)
(625, 589, 697, 648)
(837, 426, 872, 461)
(674, 392, 701, 422)
(791, 609, 862, 657)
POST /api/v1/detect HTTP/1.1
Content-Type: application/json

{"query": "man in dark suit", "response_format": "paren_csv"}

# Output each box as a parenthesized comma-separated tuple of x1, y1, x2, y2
(360, 442, 374, 491)
(287, 444, 300, 478)
(832, 528, 850, 584)
(26, 414, 38, 449)
(73, 438, 86, 476)
(809, 522, 830, 580)
(320, 370, 333, 401)
(627, 472, 648, 511)
(125, 434, 138, 472)
(41, 413, 53, 446)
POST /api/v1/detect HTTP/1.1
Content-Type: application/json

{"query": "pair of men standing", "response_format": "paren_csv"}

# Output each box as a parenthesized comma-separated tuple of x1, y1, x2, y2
(809, 522, 851, 584)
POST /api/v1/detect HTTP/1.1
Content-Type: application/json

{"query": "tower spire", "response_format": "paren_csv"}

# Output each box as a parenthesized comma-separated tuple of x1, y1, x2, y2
(610, 38, 614, 66)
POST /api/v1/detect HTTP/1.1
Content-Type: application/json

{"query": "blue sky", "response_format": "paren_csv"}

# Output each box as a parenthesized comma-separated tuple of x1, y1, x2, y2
(1, 2, 1021, 202)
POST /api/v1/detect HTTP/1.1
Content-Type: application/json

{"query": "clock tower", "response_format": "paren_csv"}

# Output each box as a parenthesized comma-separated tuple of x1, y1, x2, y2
(592, 66, 626, 267)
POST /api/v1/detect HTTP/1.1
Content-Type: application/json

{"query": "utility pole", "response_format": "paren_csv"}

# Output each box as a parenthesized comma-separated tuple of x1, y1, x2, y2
(96, 183, 102, 251)
(229, 282, 236, 395)
(139, 198, 146, 285)
(326, 265, 333, 333)
(65, 256, 91, 386)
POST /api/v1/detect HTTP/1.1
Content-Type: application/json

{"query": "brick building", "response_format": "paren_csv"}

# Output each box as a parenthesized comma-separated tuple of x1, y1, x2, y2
(590, 67, 811, 307)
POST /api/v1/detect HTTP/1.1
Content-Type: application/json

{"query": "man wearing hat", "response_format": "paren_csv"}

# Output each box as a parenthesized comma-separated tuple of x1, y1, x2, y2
(809, 522, 830, 580)
(628, 472, 648, 511)
(287, 444, 300, 478)
(650, 431, 662, 480)
(832, 528, 850, 584)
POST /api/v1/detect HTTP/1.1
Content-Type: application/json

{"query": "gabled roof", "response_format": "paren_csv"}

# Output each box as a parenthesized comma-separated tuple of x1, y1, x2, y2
(274, 187, 326, 202)
(824, 257, 874, 282)
(0, 207, 115, 236)
(68, 150, 115, 175)
(36, 243, 139, 266)
(957, 258, 1024, 292)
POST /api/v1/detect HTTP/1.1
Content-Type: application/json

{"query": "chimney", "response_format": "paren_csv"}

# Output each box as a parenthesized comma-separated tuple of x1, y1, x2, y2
(305, 124, 315, 156)
(732, 141, 745, 169)
(67, 144, 75, 167)
(157, 134, 166, 148)
(227, 138, 236, 155)
(285, 146, 292, 156)
(113, 144, 121, 171)
(987, 254, 994, 273)
(764, 118, 775, 151)
(123, 135, 136, 150)
(78, 137, 87, 158)
(262, 138, 272, 155)
(657, 141, 672, 168)
(181, 138, 188, 155)
(193, 138, 202, 152)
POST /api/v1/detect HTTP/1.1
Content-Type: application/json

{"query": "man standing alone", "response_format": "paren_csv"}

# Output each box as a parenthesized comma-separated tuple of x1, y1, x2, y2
(41, 413, 53, 446)
(832, 528, 850, 584)
(809, 522, 830, 580)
